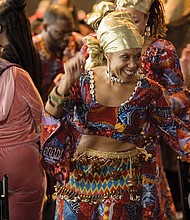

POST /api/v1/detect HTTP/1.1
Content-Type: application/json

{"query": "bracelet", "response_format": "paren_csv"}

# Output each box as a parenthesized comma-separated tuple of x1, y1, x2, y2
(50, 86, 70, 105)
(45, 98, 65, 118)
(55, 86, 70, 97)
(48, 97, 64, 108)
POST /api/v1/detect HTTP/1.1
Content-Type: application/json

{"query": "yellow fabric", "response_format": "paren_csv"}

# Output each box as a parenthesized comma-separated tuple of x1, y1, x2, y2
(164, 0, 190, 26)
(116, 0, 155, 14)
(83, 11, 143, 69)
(83, 35, 104, 69)
(85, 1, 116, 30)
(97, 11, 143, 53)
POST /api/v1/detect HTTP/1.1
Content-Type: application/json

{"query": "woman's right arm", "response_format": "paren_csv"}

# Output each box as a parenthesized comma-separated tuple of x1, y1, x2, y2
(45, 52, 84, 118)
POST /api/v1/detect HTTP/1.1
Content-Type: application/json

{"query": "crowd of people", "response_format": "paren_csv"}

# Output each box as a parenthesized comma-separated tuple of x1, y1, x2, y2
(0, 0, 190, 220)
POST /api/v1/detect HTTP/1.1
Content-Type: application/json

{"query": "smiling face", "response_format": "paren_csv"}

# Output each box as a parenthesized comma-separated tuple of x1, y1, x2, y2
(127, 8, 149, 36)
(106, 48, 142, 83)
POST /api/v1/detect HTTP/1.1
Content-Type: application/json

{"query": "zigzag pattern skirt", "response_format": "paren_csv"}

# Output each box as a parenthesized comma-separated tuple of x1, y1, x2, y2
(54, 146, 146, 220)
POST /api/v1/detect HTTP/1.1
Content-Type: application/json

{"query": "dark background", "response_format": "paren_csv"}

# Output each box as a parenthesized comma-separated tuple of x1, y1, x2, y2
(26, 0, 95, 16)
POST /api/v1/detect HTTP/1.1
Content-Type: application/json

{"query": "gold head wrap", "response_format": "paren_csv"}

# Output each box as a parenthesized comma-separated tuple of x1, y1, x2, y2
(83, 10, 143, 69)
(116, 0, 155, 14)
(85, 1, 116, 30)
(97, 10, 143, 53)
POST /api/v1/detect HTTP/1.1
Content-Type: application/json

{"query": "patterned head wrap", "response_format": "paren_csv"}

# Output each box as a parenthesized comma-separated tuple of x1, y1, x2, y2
(83, 10, 143, 69)
(116, 0, 155, 14)
(85, 1, 116, 30)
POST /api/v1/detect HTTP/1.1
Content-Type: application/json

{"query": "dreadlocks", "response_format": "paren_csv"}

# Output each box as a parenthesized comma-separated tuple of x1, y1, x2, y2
(147, 0, 167, 38)
(0, 0, 42, 94)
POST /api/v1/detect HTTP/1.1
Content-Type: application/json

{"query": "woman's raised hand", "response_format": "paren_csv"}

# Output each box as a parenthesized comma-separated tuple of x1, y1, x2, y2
(63, 52, 85, 86)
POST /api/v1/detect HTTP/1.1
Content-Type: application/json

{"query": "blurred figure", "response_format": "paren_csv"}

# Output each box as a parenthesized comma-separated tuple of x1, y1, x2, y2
(29, 0, 51, 36)
(77, 9, 94, 36)
(164, 0, 190, 57)
(33, 4, 82, 102)
(180, 44, 190, 89)
(0, 0, 43, 95)
(0, 2, 46, 220)
(50, 0, 80, 33)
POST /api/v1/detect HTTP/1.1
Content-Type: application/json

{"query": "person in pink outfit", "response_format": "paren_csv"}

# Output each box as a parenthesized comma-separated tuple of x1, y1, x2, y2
(0, 1, 46, 219)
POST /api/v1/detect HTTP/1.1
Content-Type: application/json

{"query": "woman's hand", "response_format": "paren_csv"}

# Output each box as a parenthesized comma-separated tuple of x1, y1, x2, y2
(63, 52, 84, 85)
(57, 52, 85, 95)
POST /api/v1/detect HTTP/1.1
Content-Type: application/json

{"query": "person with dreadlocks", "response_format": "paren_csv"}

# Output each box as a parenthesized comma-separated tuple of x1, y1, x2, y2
(0, 0, 42, 95)
(0, 1, 46, 220)
(116, 0, 190, 218)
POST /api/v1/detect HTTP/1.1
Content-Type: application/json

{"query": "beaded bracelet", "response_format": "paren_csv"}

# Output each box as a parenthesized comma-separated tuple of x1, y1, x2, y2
(50, 86, 71, 105)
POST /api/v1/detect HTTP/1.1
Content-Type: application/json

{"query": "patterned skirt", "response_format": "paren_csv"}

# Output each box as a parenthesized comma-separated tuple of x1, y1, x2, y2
(54, 146, 151, 220)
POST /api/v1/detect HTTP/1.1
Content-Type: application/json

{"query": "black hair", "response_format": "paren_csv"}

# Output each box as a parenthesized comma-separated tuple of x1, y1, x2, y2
(49, 0, 80, 32)
(0, 0, 42, 94)
(43, 4, 74, 27)
(147, 0, 167, 38)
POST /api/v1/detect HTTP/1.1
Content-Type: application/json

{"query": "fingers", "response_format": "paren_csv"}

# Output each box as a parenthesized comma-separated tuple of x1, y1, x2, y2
(63, 52, 85, 83)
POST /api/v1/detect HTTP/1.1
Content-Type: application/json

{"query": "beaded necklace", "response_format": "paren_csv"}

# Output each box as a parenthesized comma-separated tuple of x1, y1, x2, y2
(105, 69, 126, 84)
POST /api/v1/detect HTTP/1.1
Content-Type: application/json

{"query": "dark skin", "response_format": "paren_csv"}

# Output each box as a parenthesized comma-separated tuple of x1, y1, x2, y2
(42, 18, 73, 58)
(55, 48, 142, 152)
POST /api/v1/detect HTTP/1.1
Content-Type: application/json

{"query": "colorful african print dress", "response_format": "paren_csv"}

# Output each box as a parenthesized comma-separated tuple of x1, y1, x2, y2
(139, 38, 190, 219)
(41, 68, 190, 220)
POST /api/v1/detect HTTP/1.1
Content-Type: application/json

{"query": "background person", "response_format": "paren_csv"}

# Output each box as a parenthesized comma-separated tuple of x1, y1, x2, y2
(29, 0, 51, 36)
(163, 0, 190, 57)
(116, 0, 190, 216)
(180, 44, 190, 90)
(0, 4, 46, 219)
(0, 0, 42, 95)
(33, 4, 82, 103)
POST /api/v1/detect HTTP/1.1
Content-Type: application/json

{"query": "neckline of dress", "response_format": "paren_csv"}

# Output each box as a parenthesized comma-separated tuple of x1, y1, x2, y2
(88, 69, 142, 108)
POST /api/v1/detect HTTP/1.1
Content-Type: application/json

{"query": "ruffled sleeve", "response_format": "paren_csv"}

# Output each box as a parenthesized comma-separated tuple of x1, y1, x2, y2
(149, 82, 190, 156)
(140, 38, 190, 118)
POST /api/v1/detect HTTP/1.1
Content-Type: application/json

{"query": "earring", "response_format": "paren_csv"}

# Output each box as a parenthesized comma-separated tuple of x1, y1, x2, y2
(145, 26, 151, 37)
(107, 59, 112, 75)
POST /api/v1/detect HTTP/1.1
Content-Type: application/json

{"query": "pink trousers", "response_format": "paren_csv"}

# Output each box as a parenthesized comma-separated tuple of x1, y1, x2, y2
(0, 144, 46, 220)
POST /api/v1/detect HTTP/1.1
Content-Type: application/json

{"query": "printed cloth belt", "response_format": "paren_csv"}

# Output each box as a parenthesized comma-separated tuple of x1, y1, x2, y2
(56, 146, 151, 204)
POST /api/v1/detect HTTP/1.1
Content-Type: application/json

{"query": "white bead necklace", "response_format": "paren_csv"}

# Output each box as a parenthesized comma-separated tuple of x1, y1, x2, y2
(105, 69, 126, 84)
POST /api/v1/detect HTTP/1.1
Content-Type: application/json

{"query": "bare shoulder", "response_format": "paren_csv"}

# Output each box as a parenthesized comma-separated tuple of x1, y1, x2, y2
(91, 66, 107, 80)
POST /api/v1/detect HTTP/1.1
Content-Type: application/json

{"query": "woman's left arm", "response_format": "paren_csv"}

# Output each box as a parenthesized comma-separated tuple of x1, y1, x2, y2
(150, 83, 190, 158)
(142, 39, 190, 117)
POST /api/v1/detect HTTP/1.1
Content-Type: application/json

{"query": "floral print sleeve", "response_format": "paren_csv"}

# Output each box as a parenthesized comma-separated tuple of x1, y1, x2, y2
(148, 81, 190, 156)
(140, 38, 190, 119)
